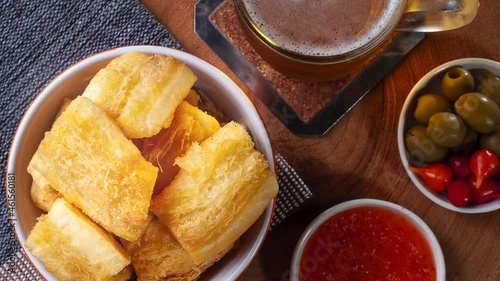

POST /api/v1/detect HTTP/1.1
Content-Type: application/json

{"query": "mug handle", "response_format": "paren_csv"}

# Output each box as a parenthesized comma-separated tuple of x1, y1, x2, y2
(396, 0, 480, 31)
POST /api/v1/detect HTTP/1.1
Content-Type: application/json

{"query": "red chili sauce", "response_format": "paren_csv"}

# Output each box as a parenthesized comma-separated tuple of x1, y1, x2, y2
(299, 207, 436, 281)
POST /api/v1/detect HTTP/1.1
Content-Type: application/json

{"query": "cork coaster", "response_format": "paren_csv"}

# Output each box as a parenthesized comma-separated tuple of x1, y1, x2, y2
(211, 0, 397, 122)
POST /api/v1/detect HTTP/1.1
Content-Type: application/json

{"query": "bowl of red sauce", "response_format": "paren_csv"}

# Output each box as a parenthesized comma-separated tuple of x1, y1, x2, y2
(290, 199, 445, 281)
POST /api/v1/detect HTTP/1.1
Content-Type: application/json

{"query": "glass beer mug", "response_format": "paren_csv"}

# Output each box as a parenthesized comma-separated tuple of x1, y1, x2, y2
(235, 0, 480, 81)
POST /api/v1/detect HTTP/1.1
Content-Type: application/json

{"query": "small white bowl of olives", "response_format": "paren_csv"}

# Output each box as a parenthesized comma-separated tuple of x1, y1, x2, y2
(398, 58, 500, 213)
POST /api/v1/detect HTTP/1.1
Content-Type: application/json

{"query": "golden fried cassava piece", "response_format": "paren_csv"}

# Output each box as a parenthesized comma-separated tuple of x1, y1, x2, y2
(151, 122, 279, 265)
(26, 199, 131, 281)
(29, 179, 61, 213)
(122, 218, 203, 281)
(184, 89, 201, 106)
(55, 97, 72, 119)
(108, 265, 134, 281)
(82, 52, 197, 138)
(28, 98, 71, 212)
(122, 217, 234, 281)
(28, 96, 158, 241)
(142, 101, 220, 195)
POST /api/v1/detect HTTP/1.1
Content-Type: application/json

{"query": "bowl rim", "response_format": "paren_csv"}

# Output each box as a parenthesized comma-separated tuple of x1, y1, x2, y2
(5, 45, 277, 281)
(290, 198, 446, 281)
(397, 57, 500, 214)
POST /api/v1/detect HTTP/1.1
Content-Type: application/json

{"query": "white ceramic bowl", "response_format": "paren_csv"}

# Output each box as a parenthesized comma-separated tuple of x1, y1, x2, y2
(6, 46, 276, 281)
(398, 58, 500, 213)
(290, 199, 445, 281)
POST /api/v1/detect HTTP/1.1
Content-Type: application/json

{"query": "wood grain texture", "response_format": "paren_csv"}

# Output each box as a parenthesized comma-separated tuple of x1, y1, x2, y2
(141, 1, 500, 280)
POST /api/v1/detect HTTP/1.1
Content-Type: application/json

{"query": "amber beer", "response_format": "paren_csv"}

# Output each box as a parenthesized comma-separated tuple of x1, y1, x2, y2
(237, 0, 480, 82)
(236, 0, 405, 81)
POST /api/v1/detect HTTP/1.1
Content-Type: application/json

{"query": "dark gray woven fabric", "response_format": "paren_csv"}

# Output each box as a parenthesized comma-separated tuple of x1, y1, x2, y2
(0, 0, 313, 279)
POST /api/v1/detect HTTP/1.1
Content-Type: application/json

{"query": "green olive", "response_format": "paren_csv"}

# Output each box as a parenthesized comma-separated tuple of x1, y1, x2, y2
(455, 92, 500, 134)
(426, 112, 466, 147)
(406, 126, 448, 163)
(442, 66, 475, 102)
(450, 126, 478, 155)
(479, 130, 500, 156)
(413, 94, 452, 124)
(477, 71, 500, 106)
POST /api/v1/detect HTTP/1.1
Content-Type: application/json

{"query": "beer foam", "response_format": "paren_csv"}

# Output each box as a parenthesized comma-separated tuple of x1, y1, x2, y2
(242, 0, 400, 57)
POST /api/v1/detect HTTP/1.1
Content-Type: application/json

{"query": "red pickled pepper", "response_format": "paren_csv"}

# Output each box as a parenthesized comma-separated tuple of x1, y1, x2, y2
(448, 155, 472, 179)
(469, 150, 500, 188)
(409, 163, 453, 192)
(447, 178, 474, 207)
(469, 175, 500, 204)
